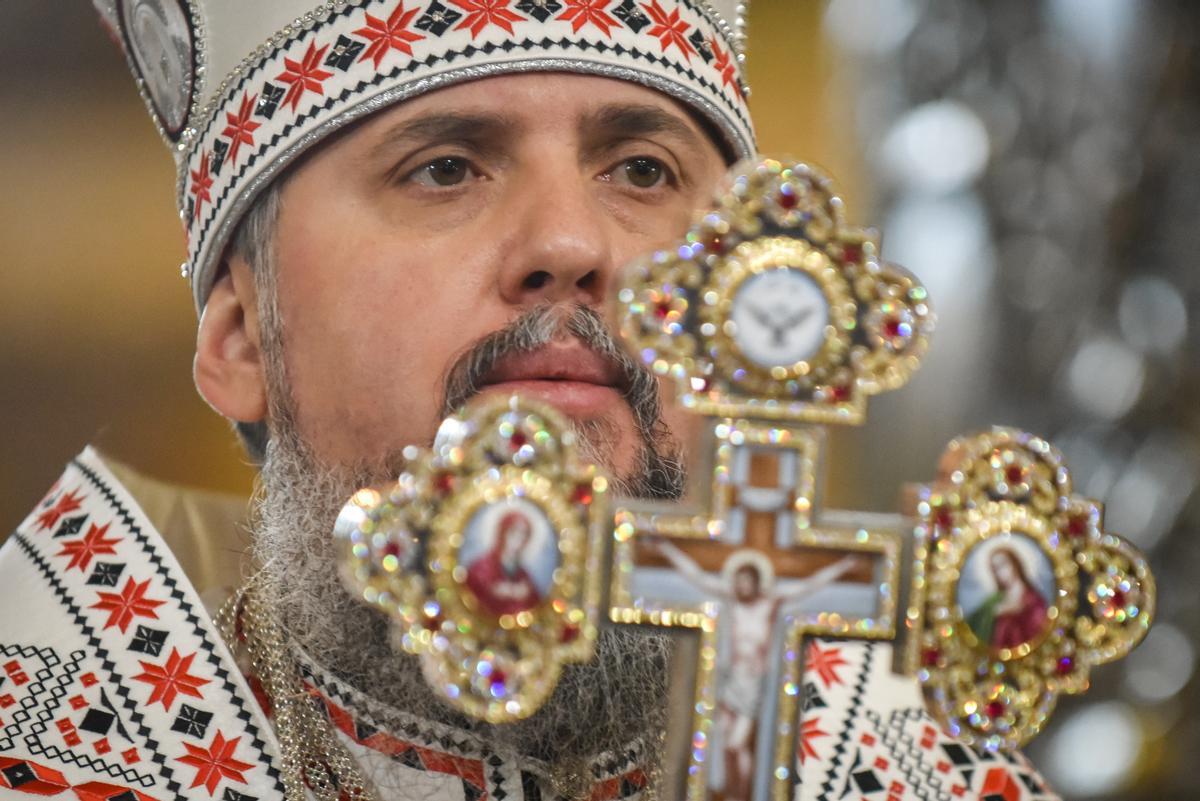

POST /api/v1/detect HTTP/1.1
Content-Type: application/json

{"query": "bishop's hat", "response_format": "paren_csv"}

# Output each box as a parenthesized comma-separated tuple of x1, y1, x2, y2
(92, 0, 756, 308)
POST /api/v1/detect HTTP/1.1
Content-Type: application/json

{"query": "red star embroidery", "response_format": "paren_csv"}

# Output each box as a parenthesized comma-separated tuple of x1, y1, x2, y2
(35, 490, 85, 532)
(132, 648, 210, 711)
(177, 731, 254, 795)
(91, 577, 166, 633)
(276, 41, 334, 112)
(710, 36, 741, 97)
(190, 151, 214, 221)
(220, 92, 261, 166)
(448, 0, 525, 38)
(798, 717, 829, 763)
(640, 0, 695, 60)
(557, 0, 621, 36)
(806, 640, 850, 689)
(355, 1, 425, 67)
(56, 523, 121, 572)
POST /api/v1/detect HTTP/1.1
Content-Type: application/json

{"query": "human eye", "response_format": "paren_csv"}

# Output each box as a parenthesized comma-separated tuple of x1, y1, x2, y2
(602, 155, 678, 191)
(404, 155, 479, 188)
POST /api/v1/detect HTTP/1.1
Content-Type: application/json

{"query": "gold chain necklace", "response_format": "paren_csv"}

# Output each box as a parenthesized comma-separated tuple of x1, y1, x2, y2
(216, 577, 377, 801)
(216, 577, 660, 801)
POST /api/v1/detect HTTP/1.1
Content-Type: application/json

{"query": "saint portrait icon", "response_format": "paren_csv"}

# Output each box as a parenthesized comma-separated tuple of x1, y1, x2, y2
(460, 500, 558, 617)
(958, 533, 1056, 652)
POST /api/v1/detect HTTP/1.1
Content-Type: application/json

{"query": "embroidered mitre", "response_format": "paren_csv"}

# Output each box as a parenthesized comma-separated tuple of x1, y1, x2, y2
(89, 0, 755, 310)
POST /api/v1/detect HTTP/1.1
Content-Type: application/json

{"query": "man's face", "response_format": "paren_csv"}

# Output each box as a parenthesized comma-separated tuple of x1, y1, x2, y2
(266, 73, 725, 476)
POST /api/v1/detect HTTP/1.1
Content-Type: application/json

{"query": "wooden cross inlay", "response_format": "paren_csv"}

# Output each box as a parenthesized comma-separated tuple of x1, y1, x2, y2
(611, 419, 902, 801)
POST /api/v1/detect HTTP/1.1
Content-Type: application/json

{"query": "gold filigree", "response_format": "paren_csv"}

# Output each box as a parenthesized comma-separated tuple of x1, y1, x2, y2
(614, 159, 935, 426)
(908, 427, 1155, 751)
(333, 394, 609, 723)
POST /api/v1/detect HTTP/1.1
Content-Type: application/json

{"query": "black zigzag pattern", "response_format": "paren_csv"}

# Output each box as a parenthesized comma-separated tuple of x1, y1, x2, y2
(71, 460, 285, 797)
(868, 707, 948, 801)
(0, 643, 62, 753)
(815, 641, 874, 801)
(10, 534, 175, 795)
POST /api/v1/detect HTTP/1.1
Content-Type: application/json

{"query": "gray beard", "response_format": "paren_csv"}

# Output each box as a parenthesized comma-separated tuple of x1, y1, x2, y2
(249, 304, 685, 788)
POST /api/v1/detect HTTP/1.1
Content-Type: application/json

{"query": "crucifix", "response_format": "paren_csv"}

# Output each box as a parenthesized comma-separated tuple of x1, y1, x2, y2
(607, 162, 924, 801)
(332, 159, 1156, 801)
(611, 420, 901, 801)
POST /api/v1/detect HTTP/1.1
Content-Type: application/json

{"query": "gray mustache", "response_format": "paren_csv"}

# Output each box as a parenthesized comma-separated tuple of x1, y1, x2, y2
(439, 304, 661, 434)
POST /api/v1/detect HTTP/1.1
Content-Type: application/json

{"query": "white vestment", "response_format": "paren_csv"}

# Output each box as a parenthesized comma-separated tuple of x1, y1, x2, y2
(0, 449, 1061, 800)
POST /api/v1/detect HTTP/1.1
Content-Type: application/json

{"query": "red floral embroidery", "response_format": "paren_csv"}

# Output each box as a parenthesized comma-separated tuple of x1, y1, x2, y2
(806, 640, 850, 689)
(557, 0, 621, 36)
(35, 490, 85, 532)
(190, 151, 214, 221)
(449, 0, 525, 38)
(641, 0, 695, 60)
(710, 35, 740, 97)
(220, 93, 261, 166)
(56, 523, 121, 572)
(132, 648, 211, 711)
(355, 1, 425, 67)
(91, 577, 166, 633)
(798, 716, 829, 763)
(276, 41, 334, 112)
(177, 731, 255, 795)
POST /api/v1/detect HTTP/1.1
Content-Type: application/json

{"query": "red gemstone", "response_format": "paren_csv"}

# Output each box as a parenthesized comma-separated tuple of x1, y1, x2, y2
(985, 700, 1005, 719)
(1005, 465, 1025, 484)
(1056, 656, 1074, 676)
(561, 624, 581, 643)
(572, 484, 593, 506)
(654, 300, 673, 320)
(934, 505, 954, 531)
(704, 234, 725, 254)
(435, 473, 455, 494)
(842, 243, 863, 264)
(1066, 514, 1089, 538)
(424, 614, 443, 631)
(883, 316, 904, 339)
(490, 669, 507, 688)
(1110, 589, 1128, 609)
(381, 541, 403, 559)
(777, 189, 798, 210)
(922, 648, 941, 667)
(831, 384, 851, 403)
(510, 431, 528, 450)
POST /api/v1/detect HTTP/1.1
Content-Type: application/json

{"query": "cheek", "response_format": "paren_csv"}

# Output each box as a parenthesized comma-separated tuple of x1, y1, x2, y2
(271, 210, 500, 463)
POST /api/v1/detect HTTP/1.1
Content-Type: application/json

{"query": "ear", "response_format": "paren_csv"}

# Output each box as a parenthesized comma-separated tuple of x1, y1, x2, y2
(194, 256, 269, 423)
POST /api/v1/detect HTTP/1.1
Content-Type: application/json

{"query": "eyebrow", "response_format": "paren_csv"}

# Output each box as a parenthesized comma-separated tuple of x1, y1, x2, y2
(577, 103, 707, 162)
(366, 111, 520, 163)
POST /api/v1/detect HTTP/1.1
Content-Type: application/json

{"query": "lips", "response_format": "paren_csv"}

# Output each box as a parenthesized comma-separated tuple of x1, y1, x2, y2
(478, 343, 627, 417)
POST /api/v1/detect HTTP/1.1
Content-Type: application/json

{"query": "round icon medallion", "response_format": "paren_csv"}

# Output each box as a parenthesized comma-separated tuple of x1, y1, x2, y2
(460, 499, 560, 618)
(957, 531, 1057, 654)
(120, 0, 195, 137)
(729, 267, 830, 369)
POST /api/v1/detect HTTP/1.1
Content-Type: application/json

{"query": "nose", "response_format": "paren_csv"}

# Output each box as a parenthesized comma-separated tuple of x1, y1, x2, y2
(497, 160, 614, 308)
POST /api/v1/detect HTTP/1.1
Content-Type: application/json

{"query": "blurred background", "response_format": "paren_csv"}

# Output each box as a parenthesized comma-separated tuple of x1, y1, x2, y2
(1, 0, 1197, 797)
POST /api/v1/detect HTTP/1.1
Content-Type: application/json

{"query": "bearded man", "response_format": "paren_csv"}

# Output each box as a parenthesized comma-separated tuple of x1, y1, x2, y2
(0, 3, 1060, 801)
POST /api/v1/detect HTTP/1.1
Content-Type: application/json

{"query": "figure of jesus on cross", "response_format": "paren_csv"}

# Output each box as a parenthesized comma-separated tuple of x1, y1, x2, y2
(647, 536, 862, 801)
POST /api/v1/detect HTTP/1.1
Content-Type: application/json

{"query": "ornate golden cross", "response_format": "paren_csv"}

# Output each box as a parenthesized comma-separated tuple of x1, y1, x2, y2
(607, 162, 925, 801)
(331, 159, 1156, 801)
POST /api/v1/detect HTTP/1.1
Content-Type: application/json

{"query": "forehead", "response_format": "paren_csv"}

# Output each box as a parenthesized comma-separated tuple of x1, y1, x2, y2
(330, 71, 723, 153)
